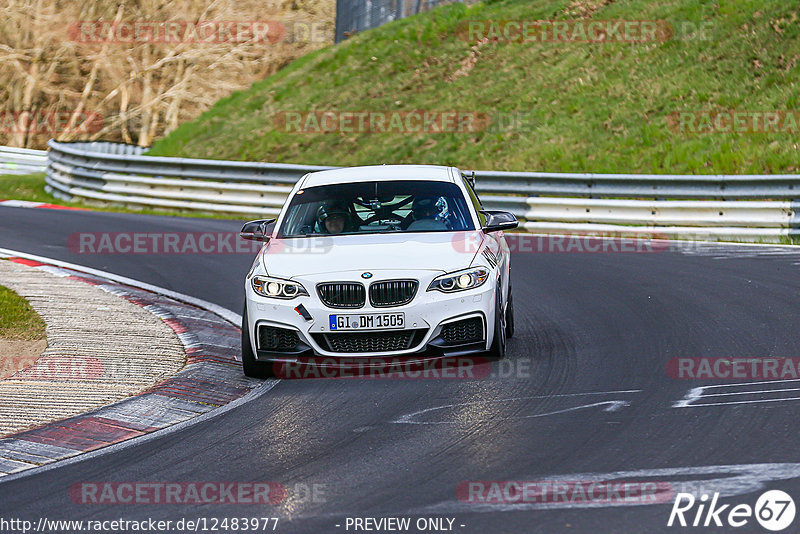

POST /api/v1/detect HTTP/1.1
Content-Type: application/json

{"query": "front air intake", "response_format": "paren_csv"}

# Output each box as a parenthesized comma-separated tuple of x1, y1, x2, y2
(312, 329, 427, 353)
(258, 325, 301, 351)
(439, 317, 484, 345)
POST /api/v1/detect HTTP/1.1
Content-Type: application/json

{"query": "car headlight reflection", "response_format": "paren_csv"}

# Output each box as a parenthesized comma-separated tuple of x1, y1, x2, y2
(252, 276, 308, 299)
(428, 267, 489, 293)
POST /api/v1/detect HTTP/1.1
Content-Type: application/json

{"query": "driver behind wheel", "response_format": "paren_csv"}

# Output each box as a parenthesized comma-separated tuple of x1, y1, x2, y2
(316, 202, 353, 234)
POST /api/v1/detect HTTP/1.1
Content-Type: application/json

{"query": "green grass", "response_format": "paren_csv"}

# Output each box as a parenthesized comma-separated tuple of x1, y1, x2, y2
(0, 174, 241, 219)
(147, 0, 800, 174)
(0, 174, 55, 203)
(0, 282, 46, 340)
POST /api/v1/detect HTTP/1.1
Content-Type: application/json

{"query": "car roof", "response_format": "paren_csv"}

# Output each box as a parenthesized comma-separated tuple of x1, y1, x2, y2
(300, 165, 458, 188)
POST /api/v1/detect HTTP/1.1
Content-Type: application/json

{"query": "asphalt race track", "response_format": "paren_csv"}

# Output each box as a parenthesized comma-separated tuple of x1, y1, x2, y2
(2, 204, 800, 533)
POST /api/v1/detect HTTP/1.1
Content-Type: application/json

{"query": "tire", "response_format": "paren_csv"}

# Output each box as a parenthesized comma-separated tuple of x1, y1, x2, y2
(505, 279, 515, 339)
(487, 286, 507, 359)
(242, 305, 274, 378)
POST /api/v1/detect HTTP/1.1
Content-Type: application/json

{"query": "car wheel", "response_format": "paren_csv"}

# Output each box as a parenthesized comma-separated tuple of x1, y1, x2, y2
(242, 305, 274, 378)
(505, 280, 515, 339)
(487, 287, 507, 359)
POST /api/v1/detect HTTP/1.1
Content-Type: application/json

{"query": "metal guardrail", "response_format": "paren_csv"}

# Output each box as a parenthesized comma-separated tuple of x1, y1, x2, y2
(42, 140, 800, 242)
(520, 197, 799, 241)
(470, 170, 800, 200)
(0, 146, 48, 175)
(46, 140, 328, 215)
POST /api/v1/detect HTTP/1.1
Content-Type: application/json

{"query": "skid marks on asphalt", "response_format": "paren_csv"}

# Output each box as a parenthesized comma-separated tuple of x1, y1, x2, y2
(390, 389, 641, 425)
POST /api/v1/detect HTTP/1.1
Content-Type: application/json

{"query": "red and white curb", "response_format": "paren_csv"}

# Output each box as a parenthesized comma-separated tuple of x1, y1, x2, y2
(0, 199, 83, 210)
(0, 252, 262, 478)
(0, 259, 185, 436)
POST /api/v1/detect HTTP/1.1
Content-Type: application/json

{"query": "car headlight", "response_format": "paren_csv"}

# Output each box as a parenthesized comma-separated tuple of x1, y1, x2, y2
(428, 267, 490, 293)
(252, 276, 309, 299)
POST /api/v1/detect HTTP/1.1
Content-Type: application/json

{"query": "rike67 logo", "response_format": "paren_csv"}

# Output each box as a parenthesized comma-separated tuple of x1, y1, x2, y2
(668, 490, 796, 531)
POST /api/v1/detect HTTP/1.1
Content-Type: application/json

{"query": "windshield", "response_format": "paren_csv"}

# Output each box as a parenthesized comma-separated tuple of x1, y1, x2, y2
(277, 180, 475, 237)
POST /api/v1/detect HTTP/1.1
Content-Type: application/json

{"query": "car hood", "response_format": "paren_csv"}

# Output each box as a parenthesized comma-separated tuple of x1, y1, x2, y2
(261, 231, 484, 278)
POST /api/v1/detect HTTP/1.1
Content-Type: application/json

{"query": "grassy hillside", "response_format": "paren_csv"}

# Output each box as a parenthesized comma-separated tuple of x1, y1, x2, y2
(148, 0, 800, 174)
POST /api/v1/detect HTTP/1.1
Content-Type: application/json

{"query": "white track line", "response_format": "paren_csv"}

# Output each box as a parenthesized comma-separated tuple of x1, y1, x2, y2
(682, 396, 800, 407)
(700, 387, 800, 398)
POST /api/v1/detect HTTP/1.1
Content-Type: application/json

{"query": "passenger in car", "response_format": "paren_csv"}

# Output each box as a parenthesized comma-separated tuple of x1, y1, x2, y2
(403, 196, 447, 231)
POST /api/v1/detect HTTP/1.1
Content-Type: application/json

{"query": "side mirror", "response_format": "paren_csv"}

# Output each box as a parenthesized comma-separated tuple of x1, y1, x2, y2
(240, 218, 277, 241)
(480, 210, 518, 233)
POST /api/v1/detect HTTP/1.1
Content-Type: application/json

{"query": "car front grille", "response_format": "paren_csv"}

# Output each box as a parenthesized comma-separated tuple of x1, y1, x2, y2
(369, 280, 418, 307)
(312, 329, 426, 353)
(317, 282, 366, 309)
(440, 317, 484, 345)
(258, 325, 301, 351)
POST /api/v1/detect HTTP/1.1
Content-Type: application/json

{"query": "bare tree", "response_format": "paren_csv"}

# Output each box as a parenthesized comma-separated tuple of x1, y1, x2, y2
(0, 0, 336, 148)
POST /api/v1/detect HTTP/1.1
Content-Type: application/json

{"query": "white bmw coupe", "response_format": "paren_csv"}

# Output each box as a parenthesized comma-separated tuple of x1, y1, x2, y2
(240, 165, 517, 377)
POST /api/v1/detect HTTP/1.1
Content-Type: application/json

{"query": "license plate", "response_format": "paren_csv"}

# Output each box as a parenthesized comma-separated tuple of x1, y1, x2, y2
(329, 313, 405, 331)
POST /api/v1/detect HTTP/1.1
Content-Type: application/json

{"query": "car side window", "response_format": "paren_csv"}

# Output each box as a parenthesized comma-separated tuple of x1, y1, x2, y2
(462, 174, 486, 227)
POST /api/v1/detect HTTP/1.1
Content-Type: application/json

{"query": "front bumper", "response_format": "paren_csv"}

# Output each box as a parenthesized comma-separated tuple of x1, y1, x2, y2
(245, 270, 496, 362)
